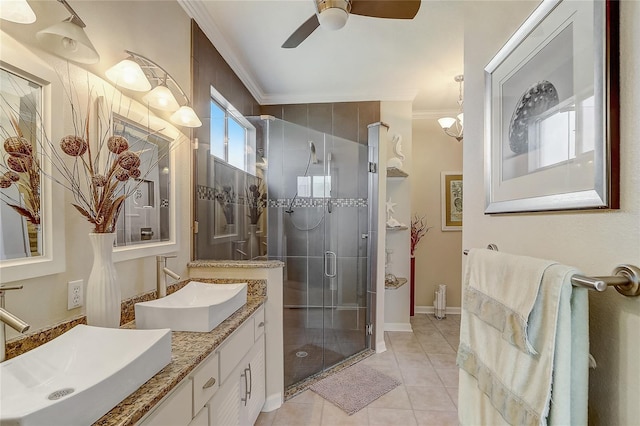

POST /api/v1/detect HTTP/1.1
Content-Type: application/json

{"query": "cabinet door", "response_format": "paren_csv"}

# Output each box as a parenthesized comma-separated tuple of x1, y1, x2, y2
(241, 335, 266, 426)
(139, 380, 192, 426)
(209, 368, 241, 426)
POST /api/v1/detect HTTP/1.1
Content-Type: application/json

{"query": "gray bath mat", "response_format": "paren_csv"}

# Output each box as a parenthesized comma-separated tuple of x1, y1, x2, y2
(310, 363, 401, 415)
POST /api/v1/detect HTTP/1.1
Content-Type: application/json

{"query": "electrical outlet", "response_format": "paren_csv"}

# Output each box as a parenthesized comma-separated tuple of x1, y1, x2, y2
(68, 280, 83, 310)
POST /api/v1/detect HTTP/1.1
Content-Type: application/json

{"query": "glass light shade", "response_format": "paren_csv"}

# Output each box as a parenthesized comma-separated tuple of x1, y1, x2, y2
(317, 8, 349, 30)
(438, 117, 456, 130)
(143, 84, 180, 111)
(36, 18, 100, 64)
(105, 58, 151, 91)
(0, 0, 36, 23)
(457, 113, 464, 125)
(170, 106, 202, 128)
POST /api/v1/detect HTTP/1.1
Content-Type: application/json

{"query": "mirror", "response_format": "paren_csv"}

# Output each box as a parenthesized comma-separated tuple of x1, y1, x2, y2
(0, 31, 65, 282)
(0, 67, 42, 260)
(96, 95, 183, 261)
(111, 114, 172, 247)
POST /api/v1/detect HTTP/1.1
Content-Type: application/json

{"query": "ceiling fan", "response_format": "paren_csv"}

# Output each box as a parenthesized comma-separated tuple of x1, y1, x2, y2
(282, 0, 421, 48)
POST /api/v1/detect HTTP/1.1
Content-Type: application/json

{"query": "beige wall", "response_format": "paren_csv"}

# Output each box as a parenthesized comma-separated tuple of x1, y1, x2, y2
(464, 1, 640, 424)
(1, 1, 193, 333)
(411, 116, 463, 309)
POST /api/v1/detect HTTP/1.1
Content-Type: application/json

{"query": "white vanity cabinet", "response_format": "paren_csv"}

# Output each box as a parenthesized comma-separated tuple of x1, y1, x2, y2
(138, 306, 265, 426)
(209, 311, 265, 426)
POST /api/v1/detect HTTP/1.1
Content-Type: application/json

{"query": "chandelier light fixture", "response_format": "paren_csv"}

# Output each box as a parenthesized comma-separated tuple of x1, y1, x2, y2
(36, 0, 99, 64)
(438, 74, 464, 142)
(106, 50, 202, 128)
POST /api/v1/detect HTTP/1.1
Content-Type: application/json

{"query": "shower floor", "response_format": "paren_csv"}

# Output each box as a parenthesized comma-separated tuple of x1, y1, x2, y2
(284, 306, 368, 388)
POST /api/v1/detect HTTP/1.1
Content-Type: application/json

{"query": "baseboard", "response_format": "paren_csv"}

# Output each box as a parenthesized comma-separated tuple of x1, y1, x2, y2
(414, 306, 461, 315)
(262, 393, 283, 412)
(384, 322, 413, 332)
(375, 340, 387, 353)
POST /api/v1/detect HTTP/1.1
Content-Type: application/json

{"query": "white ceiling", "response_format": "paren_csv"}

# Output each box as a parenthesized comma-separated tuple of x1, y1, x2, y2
(179, 0, 464, 113)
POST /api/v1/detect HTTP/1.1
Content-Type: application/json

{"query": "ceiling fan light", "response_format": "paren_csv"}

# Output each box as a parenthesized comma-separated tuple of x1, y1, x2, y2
(0, 0, 36, 24)
(317, 0, 351, 31)
(105, 58, 151, 91)
(170, 106, 202, 128)
(317, 7, 349, 30)
(438, 117, 456, 130)
(143, 84, 180, 111)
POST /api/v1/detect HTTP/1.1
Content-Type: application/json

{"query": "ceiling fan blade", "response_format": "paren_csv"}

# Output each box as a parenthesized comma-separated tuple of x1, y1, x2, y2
(350, 0, 421, 19)
(282, 14, 320, 48)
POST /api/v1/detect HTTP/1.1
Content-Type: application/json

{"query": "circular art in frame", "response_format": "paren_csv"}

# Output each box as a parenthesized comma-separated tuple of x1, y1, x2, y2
(508, 80, 559, 154)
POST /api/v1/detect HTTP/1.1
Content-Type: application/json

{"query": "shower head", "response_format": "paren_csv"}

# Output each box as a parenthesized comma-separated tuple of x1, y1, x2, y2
(309, 141, 318, 164)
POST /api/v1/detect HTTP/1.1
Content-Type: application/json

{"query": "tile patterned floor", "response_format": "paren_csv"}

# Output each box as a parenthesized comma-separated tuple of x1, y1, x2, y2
(257, 314, 460, 426)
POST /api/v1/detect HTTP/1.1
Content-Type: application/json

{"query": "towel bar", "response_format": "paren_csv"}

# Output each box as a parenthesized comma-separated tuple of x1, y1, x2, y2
(463, 246, 640, 297)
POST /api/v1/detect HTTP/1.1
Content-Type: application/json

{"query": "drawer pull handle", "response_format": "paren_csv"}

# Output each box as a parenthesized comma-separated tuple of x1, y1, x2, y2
(258, 321, 265, 328)
(202, 377, 216, 389)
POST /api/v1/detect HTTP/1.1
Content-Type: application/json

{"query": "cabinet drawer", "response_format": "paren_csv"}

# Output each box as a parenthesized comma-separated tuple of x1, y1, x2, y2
(219, 319, 254, 383)
(254, 307, 265, 341)
(190, 352, 219, 415)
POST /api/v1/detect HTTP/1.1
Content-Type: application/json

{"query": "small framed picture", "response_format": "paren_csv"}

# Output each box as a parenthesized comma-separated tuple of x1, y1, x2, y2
(441, 172, 462, 231)
(484, 0, 619, 214)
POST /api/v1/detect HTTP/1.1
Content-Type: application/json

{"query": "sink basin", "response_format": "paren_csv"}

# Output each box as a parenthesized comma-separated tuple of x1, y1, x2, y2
(135, 281, 248, 332)
(0, 324, 171, 426)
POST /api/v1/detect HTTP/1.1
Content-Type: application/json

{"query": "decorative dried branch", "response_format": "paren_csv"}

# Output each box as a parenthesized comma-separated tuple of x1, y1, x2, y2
(410, 214, 432, 256)
(1, 68, 184, 234)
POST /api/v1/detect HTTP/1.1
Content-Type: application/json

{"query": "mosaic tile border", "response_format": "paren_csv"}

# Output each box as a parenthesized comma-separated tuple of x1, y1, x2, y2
(269, 198, 368, 209)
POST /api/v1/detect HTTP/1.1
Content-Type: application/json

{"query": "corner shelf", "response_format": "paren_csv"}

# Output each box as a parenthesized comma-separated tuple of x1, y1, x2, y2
(386, 167, 408, 178)
(385, 277, 408, 290)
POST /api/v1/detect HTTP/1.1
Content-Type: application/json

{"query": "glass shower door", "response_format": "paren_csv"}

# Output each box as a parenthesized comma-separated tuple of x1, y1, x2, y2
(263, 117, 369, 388)
(321, 133, 369, 371)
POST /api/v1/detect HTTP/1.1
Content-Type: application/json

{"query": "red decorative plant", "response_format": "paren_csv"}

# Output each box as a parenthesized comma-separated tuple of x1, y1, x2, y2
(410, 214, 431, 257)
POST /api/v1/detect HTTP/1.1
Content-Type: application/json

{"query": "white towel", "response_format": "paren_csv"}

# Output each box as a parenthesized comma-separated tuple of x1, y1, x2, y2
(457, 253, 589, 426)
(464, 249, 555, 354)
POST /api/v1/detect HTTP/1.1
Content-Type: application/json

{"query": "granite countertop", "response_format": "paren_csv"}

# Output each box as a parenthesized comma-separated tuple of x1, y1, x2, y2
(188, 259, 284, 269)
(94, 295, 266, 426)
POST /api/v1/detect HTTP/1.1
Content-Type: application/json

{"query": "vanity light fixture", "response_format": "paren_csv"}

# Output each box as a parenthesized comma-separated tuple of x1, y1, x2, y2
(438, 74, 464, 142)
(0, 0, 36, 24)
(105, 56, 151, 92)
(35, 0, 99, 64)
(106, 50, 202, 128)
(143, 79, 180, 111)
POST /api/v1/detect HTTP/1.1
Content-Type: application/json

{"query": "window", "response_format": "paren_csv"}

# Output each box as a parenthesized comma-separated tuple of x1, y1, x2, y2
(209, 87, 255, 174)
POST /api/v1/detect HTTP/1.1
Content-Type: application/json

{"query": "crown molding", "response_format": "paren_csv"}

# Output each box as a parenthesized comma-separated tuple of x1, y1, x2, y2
(261, 88, 418, 105)
(178, 0, 267, 104)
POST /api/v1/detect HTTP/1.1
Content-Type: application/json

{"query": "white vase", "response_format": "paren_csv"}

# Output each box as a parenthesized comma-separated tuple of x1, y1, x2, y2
(248, 224, 259, 259)
(86, 233, 121, 328)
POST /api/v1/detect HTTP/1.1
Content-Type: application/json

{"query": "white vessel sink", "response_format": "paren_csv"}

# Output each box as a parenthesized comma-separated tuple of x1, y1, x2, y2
(135, 281, 248, 332)
(0, 324, 171, 426)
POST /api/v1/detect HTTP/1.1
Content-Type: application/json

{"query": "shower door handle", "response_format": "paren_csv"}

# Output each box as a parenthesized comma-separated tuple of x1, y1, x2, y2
(325, 251, 337, 278)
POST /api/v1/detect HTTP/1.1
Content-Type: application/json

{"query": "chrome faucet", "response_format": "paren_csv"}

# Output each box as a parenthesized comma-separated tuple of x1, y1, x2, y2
(156, 255, 181, 299)
(0, 284, 30, 362)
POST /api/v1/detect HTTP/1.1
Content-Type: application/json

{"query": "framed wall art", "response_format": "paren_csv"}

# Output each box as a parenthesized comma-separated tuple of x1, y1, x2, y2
(484, 0, 619, 214)
(442, 172, 463, 231)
